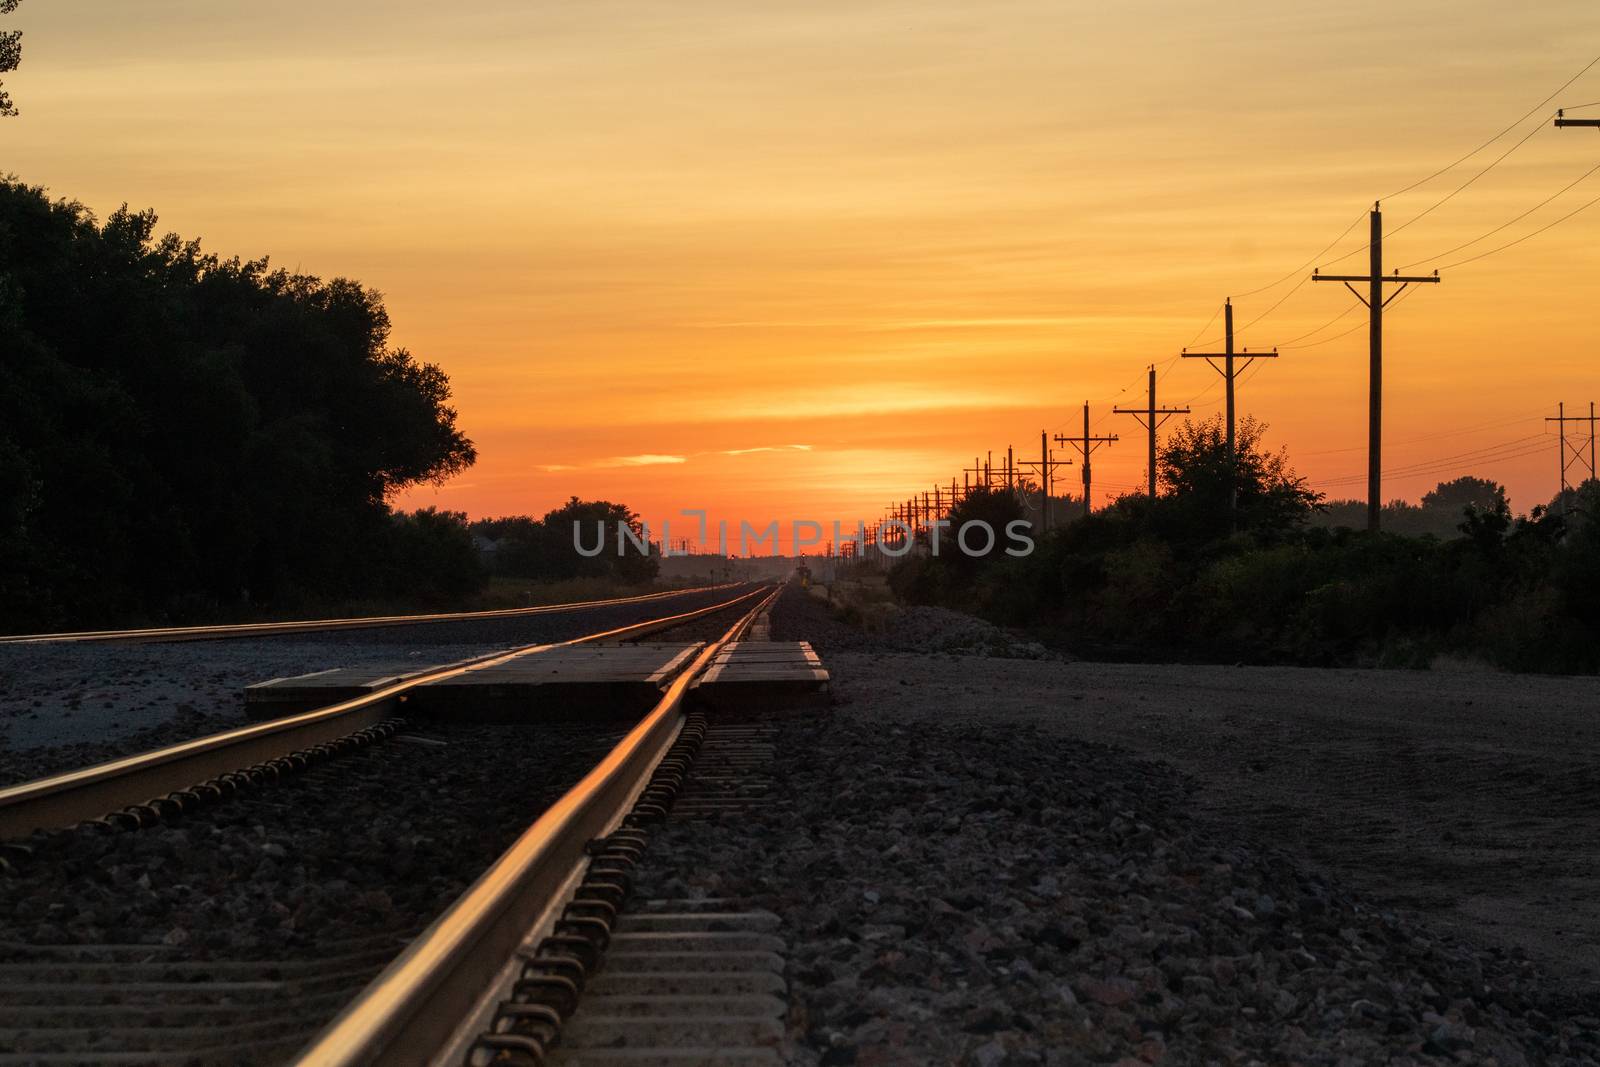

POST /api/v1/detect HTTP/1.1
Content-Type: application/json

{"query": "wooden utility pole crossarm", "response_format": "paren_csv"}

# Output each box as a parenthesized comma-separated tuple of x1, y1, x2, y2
(1554, 109, 1600, 130)
(1114, 366, 1188, 497)
(1182, 298, 1277, 525)
(1018, 431, 1072, 534)
(1311, 201, 1441, 532)
(1055, 404, 1118, 518)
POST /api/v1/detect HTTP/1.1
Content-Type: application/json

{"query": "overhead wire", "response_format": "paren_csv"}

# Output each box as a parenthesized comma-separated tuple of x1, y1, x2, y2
(1317, 435, 1552, 484)
(1301, 414, 1545, 456)
(1269, 303, 1361, 348)
(1399, 156, 1600, 270)
(1312, 51, 1600, 271)
(1171, 53, 1595, 349)
(1316, 436, 1553, 487)
(1435, 185, 1600, 270)
(1381, 51, 1600, 200)
(990, 56, 1600, 507)
(1226, 209, 1371, 301)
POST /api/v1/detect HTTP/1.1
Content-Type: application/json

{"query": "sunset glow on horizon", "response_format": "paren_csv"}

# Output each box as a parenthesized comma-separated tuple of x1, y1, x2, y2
(10, 1, 1600, 545)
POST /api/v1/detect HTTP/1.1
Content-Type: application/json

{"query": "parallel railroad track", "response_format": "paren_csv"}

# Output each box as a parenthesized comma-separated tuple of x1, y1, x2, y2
(0, 585, 742, 645)
(0, 583, 804, 1065)
(297, 585, 791, 1067)
(0, 585, 774, 839)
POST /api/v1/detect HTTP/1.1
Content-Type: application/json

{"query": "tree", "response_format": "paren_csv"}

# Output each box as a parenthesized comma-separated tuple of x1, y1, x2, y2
(1, 0, 22, 118)
(0, 179, 479, 627)
(1157, 415, 1322, 540)
(940, 485, 1025, 574)
(473, 499, 660, 585)
(1422, 475, 1507, 515)
(543, 497, 660, 584)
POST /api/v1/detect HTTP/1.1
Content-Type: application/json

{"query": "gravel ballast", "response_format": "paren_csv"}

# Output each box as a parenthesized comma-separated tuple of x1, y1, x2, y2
(771, 585, 1050, 659)
(637, 713, 1598, 1066)
(607, 584, 1600, 1064)
(1, 720, 629, 957)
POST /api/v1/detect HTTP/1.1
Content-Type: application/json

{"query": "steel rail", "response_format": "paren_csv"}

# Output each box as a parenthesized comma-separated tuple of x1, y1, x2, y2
(0, 585, 774, 838)
(292, 585, 782, 1067)
(0, 584, 741, 645)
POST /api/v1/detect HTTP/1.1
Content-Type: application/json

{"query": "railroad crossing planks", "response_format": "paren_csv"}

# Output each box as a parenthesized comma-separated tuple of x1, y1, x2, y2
(244, 641, 828, 723)
(243, 644, 705, 723)
(692, 641, 830, 712)
(243, 665, 431, 719)
(414, 643, 703, 721)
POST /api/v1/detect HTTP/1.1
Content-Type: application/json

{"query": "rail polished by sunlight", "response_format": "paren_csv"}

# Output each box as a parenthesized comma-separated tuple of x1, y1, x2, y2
(293, 586, 783, 1067)
(0, 585, 739, 644)
(0, 585, 773, 837)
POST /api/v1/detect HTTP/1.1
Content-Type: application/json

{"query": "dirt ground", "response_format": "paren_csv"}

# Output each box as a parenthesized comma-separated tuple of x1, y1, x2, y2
(826, 651, 1600, 1004)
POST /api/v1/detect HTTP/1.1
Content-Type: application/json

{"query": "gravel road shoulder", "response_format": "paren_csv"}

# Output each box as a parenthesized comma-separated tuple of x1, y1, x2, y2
(718, 587, 1600, 1064)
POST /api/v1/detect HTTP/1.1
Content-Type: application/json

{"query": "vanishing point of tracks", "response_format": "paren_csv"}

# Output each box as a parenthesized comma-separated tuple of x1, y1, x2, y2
(0, 582, 817, 1065)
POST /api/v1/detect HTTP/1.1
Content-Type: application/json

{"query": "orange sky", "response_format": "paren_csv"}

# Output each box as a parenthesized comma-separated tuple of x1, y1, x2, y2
(9, 2, 1600, 548)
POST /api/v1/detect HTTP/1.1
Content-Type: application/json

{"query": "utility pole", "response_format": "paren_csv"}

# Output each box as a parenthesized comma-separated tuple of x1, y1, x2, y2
(1545, 401, 1599, 512)
(1040, 431, 1049, 530)
(1018, 432, 1072, 533)
(1114, 365, 1190, 497)
(1312, 202, 1442, 532)
(1181, 298, 1277, 521)
(1055, 403, 1118, 518)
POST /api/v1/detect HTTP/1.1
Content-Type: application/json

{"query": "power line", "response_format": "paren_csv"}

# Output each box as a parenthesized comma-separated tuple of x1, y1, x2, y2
(1228, 210, 1370, 301)
(1311, 51, 1600, 272)
(1314, 433, 1553, 486)
(1233, 273, 1313, 339)
(1302, 414, 1544, 456)
(1384, 119, 1550, 239)
(1184, 303, 1223, 347)
(1435, 185, 1600, 270)
(1266, 304, 1361, 349)
(1278, 284, 1423, 351)
(1400, 157, 1600, 270)
(1316, 121, 1550, 271)
(1382, 51, 1600, 200)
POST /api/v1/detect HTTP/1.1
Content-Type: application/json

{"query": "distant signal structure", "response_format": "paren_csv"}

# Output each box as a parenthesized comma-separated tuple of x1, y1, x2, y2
(1312, 202, 1442, 533)
(1115, 365, 1189, 497)
(1545, 401, 1598, 511)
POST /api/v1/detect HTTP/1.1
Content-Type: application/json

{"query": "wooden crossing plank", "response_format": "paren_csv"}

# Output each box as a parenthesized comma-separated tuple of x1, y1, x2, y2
(693, 642, 830, 713)
(242, 665, 431, 720)
(411, 643, 703, 722)
(241, 644, 704, 723)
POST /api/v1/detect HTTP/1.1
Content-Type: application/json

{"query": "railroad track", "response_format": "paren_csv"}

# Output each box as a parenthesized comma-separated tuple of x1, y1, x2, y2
(0, 585, 743, 645)
(0, 585, 772, 838)
(0, 582, 821, 1065)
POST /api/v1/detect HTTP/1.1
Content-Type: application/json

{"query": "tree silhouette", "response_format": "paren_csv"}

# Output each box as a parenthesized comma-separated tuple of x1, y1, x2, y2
(0, 179, 479, 627)
(0, 0, 21, 118)
(1158, 415, 1321, 540)
(1422, 475, 1507, 519)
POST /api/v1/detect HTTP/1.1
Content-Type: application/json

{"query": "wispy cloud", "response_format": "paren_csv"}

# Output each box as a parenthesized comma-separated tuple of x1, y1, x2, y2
(719, 444, 813, 456)
(608, 454, 688, 467)
(538, 464, 578, 472)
